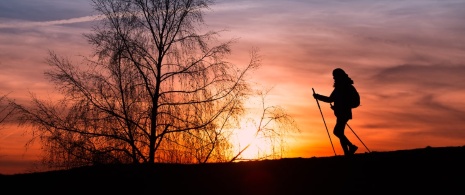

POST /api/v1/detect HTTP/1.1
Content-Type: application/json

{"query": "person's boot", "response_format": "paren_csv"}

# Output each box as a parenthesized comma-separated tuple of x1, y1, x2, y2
(349, 145, 358, 155)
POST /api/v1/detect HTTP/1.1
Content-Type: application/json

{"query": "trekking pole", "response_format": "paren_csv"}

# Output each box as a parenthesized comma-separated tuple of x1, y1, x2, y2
(312, 88, 337, 156)
(346, 124, 371, 153)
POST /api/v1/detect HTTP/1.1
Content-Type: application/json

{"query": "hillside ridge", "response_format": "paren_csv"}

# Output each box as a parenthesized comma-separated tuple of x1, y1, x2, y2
(1, 145, 464, 194)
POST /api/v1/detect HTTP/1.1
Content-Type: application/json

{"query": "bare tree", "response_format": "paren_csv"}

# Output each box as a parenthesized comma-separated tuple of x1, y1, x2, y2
(0, 94, 15, 127)
(0, 93, 16, 157)
(13, 0, 299, 170)
(12, 0, 258, 169)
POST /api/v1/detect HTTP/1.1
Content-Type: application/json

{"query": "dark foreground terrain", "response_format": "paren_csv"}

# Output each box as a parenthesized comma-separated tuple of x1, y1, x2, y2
(1, 146, 464, 194)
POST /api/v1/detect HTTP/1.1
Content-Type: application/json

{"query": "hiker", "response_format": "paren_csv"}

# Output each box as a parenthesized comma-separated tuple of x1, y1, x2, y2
(313, 68, 358, 156)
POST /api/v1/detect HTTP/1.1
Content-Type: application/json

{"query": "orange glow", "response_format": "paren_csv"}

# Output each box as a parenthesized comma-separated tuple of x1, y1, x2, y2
(230, 120, 275, 160)
(2, 0, 465, 174)
(0, 125, 43, 174)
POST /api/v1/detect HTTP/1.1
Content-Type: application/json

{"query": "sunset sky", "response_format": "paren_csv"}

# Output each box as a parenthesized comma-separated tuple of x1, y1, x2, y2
(1, 0, 465, 174)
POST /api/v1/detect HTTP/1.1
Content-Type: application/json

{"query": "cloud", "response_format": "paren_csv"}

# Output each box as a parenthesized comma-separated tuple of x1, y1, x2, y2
(0, 15, 104, 29)
(356, 64, 465, 149)
(371, 64, 465, 90)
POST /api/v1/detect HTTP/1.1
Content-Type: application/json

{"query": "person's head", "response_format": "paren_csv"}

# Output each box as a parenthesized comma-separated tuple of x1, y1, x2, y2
(332, 68, 353, 86)
(332, 68, 347, 79)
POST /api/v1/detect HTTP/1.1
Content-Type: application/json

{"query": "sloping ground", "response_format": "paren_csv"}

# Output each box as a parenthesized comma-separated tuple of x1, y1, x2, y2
(1, 146, 464, 194)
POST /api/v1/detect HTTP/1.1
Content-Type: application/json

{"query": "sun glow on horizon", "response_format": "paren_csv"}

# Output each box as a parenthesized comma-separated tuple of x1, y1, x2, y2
(229, 116, 283, 160)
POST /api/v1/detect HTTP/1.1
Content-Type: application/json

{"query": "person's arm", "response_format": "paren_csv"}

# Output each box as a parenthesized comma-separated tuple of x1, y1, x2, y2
(313, 93, 332, 103)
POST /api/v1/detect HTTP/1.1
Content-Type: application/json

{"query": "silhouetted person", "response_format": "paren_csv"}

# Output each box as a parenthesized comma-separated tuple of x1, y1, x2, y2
(313, 68, 358, 156)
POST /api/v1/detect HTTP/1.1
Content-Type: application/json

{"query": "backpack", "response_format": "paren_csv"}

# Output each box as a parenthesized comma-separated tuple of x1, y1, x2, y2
(350, 85, 360, 108)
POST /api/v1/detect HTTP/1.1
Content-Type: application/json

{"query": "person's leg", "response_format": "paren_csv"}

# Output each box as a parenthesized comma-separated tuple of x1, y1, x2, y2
(333, 117, 351, 155)
(333, 117, 359, 155)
